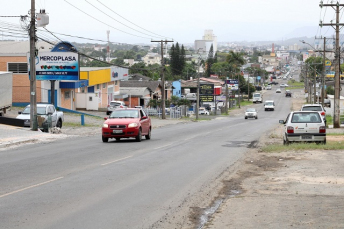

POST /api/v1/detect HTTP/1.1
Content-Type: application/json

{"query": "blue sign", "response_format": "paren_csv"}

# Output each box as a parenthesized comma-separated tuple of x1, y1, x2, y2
(27, 52, 79, 81)
(257, 76, 261, 80)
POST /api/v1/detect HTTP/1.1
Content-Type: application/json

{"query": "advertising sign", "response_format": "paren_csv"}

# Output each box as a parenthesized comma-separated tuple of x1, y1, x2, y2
(200, 83, 214, 102)
(27, 52, 79, 80)
(226, 79, 238, 90)
(111, 66, 129, 81)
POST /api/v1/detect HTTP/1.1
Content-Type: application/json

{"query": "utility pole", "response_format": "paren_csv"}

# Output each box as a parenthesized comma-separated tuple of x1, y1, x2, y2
(151, 39, 173, 119)
(314, 67, 317, 104)
(314, 36, 335, 106)
(320, 1, 344, 128)
(30, 0, 38, 131)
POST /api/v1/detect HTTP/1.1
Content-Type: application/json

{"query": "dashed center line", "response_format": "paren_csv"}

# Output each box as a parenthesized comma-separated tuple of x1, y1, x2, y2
(0, 177, 64, 198)
(154, 144, 173, 150)
(101, 156, 132, 166)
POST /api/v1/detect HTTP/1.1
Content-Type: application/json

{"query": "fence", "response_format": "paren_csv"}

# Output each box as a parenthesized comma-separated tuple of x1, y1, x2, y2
(144, 106, 187, 119)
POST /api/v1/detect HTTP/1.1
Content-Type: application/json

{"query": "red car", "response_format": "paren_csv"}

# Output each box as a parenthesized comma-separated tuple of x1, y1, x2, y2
(102, 108, 151, 142)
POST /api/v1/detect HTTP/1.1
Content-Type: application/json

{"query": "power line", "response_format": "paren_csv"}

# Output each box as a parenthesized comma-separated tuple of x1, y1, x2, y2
(84, 0, 165, 39)
(64, 0, 153, 40)
(95, 0, 170, 39)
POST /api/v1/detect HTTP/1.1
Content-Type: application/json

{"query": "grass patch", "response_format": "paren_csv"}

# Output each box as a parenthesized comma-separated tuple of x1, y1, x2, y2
(327, 132, 344, 136)
(238, 100, 253, 107)
(63, 122, 101, 127)
(261, 141, 344, 153)
(286, 80, 304, 90)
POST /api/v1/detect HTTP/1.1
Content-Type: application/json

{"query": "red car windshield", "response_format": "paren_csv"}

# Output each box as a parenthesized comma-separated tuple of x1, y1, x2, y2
(110, 110, 139, 118)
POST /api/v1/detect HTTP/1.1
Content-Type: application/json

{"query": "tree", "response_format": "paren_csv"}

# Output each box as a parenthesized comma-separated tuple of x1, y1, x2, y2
(205, 44, 214, 77)
(169, 42, 185, 77)
(305, 56, 323, 77)
(226, 51, 246, 69)
(110, 58, 125, 66)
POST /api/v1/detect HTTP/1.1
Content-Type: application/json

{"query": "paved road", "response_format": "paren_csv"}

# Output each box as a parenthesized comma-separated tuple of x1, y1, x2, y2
(0, 89, 293, 229)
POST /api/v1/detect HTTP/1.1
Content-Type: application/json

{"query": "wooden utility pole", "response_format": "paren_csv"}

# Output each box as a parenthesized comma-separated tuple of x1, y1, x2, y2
(151, 39, 173, 119)
(314, 36, 335, 106)
(30, 0, 38, 130)
(320, 1, 344, 128)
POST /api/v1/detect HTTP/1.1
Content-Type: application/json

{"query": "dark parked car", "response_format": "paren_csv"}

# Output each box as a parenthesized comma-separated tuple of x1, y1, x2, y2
(285, 90, 292, 97)
(271, 81, 279, 85)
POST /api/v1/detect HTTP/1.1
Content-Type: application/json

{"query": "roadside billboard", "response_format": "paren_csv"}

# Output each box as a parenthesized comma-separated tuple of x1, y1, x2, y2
(27, 52, 79, 81)
(226, 79, 238, 90)
(110, 66, 129, 81)
(200, 83, 214, 102)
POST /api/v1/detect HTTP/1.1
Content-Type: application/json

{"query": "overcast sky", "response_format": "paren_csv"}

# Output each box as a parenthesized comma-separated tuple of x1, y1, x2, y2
(0, 0, 340, 45)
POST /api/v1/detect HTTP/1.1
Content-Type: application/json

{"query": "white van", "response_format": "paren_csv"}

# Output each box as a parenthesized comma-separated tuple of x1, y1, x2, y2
(252, 93, 263, 103)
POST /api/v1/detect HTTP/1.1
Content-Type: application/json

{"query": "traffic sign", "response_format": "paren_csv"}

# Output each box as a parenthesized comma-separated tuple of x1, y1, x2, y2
(325, 60, 331, 66)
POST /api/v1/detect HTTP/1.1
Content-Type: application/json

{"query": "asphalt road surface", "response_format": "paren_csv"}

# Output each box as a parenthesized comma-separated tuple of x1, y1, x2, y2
(0, 89, 293, 229)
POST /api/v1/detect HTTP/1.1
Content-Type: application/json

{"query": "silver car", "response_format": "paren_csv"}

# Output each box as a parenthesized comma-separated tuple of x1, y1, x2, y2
(279, 111, 326, 145)
(245, 108, 258, 119)
(106, 101, 127, 115)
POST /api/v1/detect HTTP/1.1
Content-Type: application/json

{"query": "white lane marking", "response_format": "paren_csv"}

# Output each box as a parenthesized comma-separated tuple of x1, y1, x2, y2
(101, 156, 132, 166)
(154, 144, 173, 150)
(0, 177, 64, 198)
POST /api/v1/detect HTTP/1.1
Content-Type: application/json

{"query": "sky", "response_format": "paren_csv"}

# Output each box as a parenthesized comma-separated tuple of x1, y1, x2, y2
(0, 0, 341, 46)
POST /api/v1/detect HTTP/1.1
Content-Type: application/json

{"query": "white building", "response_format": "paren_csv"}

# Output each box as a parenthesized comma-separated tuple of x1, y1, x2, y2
(194, 29, 217, 57)
(142, 53, 161, 65)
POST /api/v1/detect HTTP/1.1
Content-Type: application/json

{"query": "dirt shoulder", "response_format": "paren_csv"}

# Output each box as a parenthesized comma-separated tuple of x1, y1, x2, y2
(205, 90, 344, 228)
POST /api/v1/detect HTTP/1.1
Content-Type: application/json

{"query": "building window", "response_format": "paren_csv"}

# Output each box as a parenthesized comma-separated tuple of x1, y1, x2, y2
(115, 81, 118, 86)
(8, 63, 28, 73)
(103, 83, 106, 88)
(97, 84, 100, 90)
(64, 91, 70, 99)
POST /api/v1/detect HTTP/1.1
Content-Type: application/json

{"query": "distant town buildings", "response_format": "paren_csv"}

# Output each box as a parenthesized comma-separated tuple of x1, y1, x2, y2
(194, 30, 217, 56)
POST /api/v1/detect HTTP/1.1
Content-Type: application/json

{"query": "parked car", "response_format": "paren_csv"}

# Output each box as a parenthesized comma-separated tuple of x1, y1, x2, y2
(102, 108, 151, 142)
(271, 81, 279, 85)
(106, 100, 127, 115)
(266, 85, 272, 90)
(279, 111, 326, 145)
(16, 103, 64, 131)
(264, 100, 275, 111)
(300, 104, 326, 123)
(285, 90, 292, 97)
(276, 88, 282, 93)
(280, 83, 289, 87)
(198, 107, 209, 115)
(245, 108, 258, 119)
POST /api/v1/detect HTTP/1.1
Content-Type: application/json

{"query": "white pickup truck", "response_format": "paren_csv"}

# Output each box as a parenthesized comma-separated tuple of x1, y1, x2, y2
(17, 103, 64, 131)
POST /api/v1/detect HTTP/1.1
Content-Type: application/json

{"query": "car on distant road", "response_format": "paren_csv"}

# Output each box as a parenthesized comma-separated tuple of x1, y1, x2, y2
(279, 111, 326, 145)
(102, 108, 151, 142)
(264, 100, 275, 111)
(266, 85, 272, 90)
(280, 83, 289, 88)
(245, 108, 258, 119)
(276, 88, 282, 93)
(285, 90, 292, 97)
(271, 81, 279, 85)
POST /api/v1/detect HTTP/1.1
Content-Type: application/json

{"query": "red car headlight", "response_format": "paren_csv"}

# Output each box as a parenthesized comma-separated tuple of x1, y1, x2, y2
(128, 123, 138, 128)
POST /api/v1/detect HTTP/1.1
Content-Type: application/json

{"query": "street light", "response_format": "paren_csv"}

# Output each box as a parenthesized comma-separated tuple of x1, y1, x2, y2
(300, 40, 330, 107)
(196, 48, 205, 120)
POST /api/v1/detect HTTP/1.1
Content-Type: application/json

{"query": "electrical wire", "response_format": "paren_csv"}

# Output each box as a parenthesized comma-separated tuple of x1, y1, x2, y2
(95, 0, 170, 39)
(64, 0, 153, 40)
(84, 0, 166, 39)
